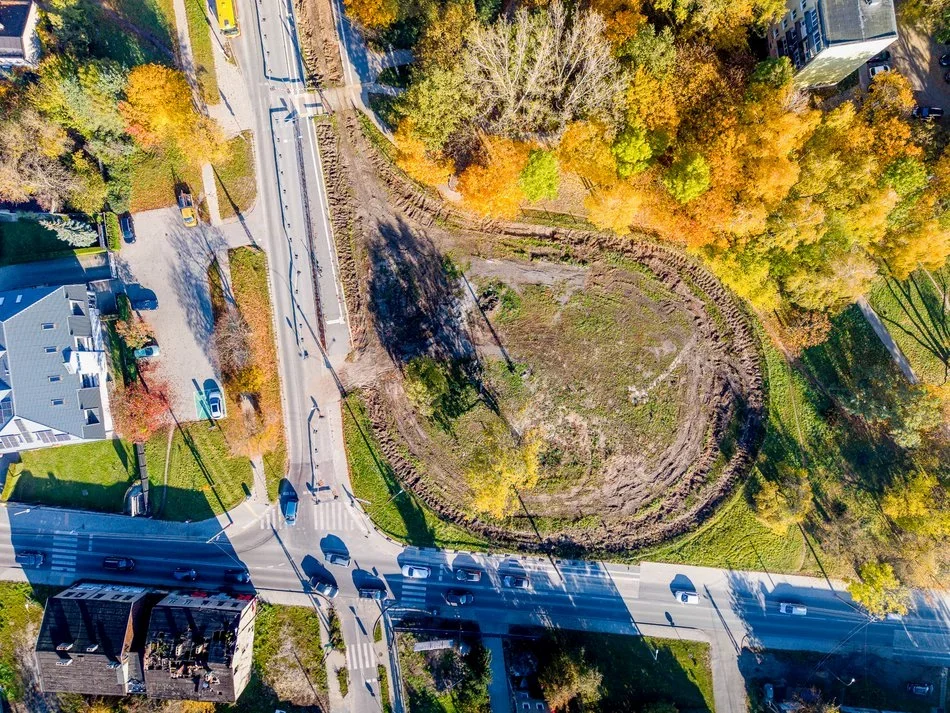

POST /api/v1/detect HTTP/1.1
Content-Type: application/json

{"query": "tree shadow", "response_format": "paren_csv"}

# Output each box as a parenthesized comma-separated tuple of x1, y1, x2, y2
(877, 271, 949, 383)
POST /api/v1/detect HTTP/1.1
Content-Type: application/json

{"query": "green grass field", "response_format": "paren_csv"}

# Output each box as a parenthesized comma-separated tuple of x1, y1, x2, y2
(214, 132, 257, 219)
(342, 392, 489, 550)
(0, 584, 48, 701)
(867, 266, 949, 385)
(1, 440, 137, 513)
(0, 220, 104, 266)
(128, 146, 204, 213)
(111, 0, 177, 53)
(183, 0, 220, 105)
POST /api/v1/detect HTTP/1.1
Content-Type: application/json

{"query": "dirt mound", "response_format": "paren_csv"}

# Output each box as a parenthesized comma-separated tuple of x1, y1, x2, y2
(325, 111, 766, 555)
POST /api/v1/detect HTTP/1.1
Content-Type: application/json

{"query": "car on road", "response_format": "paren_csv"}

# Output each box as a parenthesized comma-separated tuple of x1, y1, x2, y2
(283, 495, 298, 525)
(225, 568, 250, 583)
(885, 611, 904, 621)
(869, 64, 890, 78)
(133, 344, 160, 360)
(674, 590, 699, 605)
(907, 682, 933, 696)
(326, 551, 350, 567)
(102, 556, 136, 572)
(173, 568, 198, 581)
(454, 567, 482, 582)
(309, 575, 339, 599)
(912, 106, 944, 120)
(177, 188, 198, 228)
(15, 551, 44, 567)
(503, 574, 530, 590)
(119, 213, 136, 244)
(940, 53, 950, 67)
(207, 389, 224, 420)
(778, 602, 807, 616)
(130, 297, 158, 311)
(444, 590, 474, 606)
(401, 564, 431, 579)
(358, 586, 385, 600)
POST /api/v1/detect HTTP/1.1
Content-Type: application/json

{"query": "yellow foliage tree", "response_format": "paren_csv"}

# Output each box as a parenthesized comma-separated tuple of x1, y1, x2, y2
(457, 136, 528, 219)
(625, 67, 679, 135)
(344, 0, 398, 29)
(468, 432, 541, 519)
(394, 119, 453, 187)
(590, 0, 645, 46)
(584, 181, 641, 234)
(557, 121, 617, 186)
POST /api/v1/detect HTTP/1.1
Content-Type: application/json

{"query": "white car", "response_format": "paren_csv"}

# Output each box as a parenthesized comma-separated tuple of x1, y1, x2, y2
(401, 564, 430, 579)
(779, 602, 807, 616)
(869, 64, 890, 78)
(674, 590, 699, 605)
(207, 390, 224, 419)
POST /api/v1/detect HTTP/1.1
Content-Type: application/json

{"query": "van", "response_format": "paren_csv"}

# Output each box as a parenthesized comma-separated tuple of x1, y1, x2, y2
(778, 602, 807, 616)
(15, 551, 44, 567)
(283, 495, 298, 525)
(102, 557, 135, 572)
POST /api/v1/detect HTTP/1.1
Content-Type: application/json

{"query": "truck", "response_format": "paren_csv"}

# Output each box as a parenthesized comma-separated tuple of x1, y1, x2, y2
(215, 0, 240, 37)
(176, 188, 198, 228)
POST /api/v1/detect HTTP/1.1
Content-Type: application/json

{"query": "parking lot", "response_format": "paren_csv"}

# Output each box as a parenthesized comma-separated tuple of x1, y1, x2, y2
(114, 208, 227, 419)
(886, 9, 950, 108)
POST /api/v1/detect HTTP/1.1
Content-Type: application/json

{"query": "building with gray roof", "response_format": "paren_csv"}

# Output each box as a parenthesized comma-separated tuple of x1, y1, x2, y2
(0, 0, 39, 68)
(0, 284, 113, 454)
(767, 0, 898, 86)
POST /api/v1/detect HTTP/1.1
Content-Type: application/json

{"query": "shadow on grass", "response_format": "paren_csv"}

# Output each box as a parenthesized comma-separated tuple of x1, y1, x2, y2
(2, 471, 131, 514)
(879, 271, 949, 383)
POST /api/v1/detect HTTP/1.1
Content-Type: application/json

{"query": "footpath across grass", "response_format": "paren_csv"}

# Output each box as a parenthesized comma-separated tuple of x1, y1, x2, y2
(1, 440, 137, 513)
(342, 391, 488, 550)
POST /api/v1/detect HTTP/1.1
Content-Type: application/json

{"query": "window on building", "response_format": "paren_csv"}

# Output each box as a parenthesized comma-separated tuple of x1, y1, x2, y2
(55, 433, 71, 442)
(81, 374, 99, 389)
(41, 323, 55, 330)
(48, 375, 61, 383)
(791, 8, 798, 19)
(44, 346, 57, 353)
(800, 0, 806, 9)
(782, 18, 788, 29)
(0, 434, 21, 449)
(51, 398, 64, 406)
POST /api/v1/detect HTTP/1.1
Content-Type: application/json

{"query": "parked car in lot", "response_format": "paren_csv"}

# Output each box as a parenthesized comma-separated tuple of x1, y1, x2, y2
(455, 567, 482, 582)
(173, 568, 198, 581)
(16, 551, 44, 567)
(358, 586, 385, 600)
(133, 344, 160, 360)
(778, 602, 807, 616)
(119, 213, 136, 244)
(225, 568, 250, 583)
(907, 682, 933, 696)
(912, 106, 944, 120)
(503, 574, 530, 590)
(444, 590, 474, 606)
(401, 564, 431, 579)
(102, 556, 135, 572)
(177, 188, 198, 227)
(283, 494, 298, 525)
(309, 575, 339, 599)
(674, 590, 699, 605)
(326, 551, 351, 567)
(869, 64, 890, 78)
(940, 53, 950, 67)
(130, 297, 158, 311)
(207, 389, 224, 420)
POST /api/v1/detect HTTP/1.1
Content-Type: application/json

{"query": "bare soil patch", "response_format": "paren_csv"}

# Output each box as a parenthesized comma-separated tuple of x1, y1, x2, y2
(322, 110, 765, 555)
(294, 0, 344, 88)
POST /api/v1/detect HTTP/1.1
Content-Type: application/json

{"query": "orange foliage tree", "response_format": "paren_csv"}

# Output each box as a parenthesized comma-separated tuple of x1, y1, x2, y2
(584, 181, 641, 234)
(457, 137, 528, 219)
(112, 375, 169, 443)
(394, 119, 453, 187)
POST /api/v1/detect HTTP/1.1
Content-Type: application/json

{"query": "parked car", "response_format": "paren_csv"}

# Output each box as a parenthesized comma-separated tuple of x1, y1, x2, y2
(454, 567, 482, 583)
(912, 106, 944, 119)
(326, 551, 351, 567)
(119, 213, 136, 244)
(401, 564, 431, 579)
(102, 556, 136, 572)
(207, 389, 224, 420)
(133, 344, 161, 360)
(940, 53, 950, 67)
(503, 574, 530, 590)
(778, 602, 807, 616)
(130, 297, 158, 311)
(869, 64, 890, 78)
(15, 551, 44, 567)
(674, 590, 700, 605)
(173, 568, 198, 581)
(869, 50, 891, 64)
(444, 590, 474, 606)
(177, 188, 198, 227)
(283, 495, 298, 525)
(907, 683, 933, 696)
(309, 575, 339, 599)
(358, 586, 385, 600)
(225, 568, 250, 583)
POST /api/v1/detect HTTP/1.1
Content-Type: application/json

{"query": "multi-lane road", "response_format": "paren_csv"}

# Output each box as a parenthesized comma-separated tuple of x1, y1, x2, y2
(1, 1, 950, 712)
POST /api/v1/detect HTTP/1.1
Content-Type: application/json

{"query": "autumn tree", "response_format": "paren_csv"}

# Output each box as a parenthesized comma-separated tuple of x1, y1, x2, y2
(616, 23, 676, 77)
(67, 151, 108, 214)
(112, 378, 169, 442)
(417, 0, 476, 69)
(343, 0, 398, 29)
(467, 430, 540, 518)
(557, 121, 617, 186)
(538, 645, 603, 712)
(115, 317, 153, 350)
(457, 137, 528, 219)
(590, 0, 645, 47)
(403, 355, 451, 420)
(0, 102, 75, 211)
(397, 66, 474, 151)
(655, 0, 785, 48)
(882, 471, 950, 537)
(584, 181, 641, 234)
(752, 469, 814, 534)
(611, 123, 653, 177)
(663, 151, 710, 203)
(393, 120, 454, 186)
(519, 149, 559, 201)
(847, 561, 909, 617)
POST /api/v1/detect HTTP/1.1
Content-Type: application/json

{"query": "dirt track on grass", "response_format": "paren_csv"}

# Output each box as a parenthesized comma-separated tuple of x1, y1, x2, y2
(320, 111, 767, 555)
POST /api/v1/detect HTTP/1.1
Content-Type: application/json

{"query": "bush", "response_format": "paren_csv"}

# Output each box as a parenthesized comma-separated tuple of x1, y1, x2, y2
(103, 212, 121, 251)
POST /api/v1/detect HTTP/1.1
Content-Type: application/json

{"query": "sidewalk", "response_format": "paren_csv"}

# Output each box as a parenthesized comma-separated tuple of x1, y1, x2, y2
(857, 296, 919, 384)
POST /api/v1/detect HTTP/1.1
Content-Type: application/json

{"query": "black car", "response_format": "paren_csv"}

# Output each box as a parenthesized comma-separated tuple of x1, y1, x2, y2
(130, 297, 158, 311)
(173, 568, 198, 581)
(454, 567, 482, 582)
(940, 53, 950, 67)
(225, 568, 250, 583)
(119, 212, 135, 244)
(945, 70, 950, 83)
(358, 586, 386, 600)
(102, 556, 136, 572)
(869, 50, 891, 64)
(444, 589, 474, 606)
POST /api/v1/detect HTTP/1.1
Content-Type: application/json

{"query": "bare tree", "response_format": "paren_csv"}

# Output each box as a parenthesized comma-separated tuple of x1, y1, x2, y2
(213, 305, 253, 377)
(463, 0, 622, 138)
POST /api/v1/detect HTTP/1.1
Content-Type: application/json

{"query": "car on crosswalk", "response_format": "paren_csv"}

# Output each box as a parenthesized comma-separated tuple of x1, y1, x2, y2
(444, 590, 474, 606)
(503, 574, 530, 590)
(402, 564, 431, 579)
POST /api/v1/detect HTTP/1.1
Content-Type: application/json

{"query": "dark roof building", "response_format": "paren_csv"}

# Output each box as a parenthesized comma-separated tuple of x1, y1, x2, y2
(0, 0, 39, 68)
(34, 583, 151, 696)
(0, 284, 113, 454)
(143, 591, 256, 702)
(767, 0, 897, 86)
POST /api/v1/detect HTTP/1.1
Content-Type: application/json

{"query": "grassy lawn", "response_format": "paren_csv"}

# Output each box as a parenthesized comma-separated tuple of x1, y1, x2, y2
(0, 220, 104, 266)
(129, 146, 203, 213)
(0, 583, 49, 701)
(183, 0, 220, 105)
(513, 631, 713, 713)
(147, 423, 252, 521)
(65, 0, 171, 66)
(111, 0, 177, 53)
(342, 392, 489, 550)
(867, 266, 949, 385)
(1, 440, 137, 513)
(214, 132, 257, 219)
(222, 603, 328, 712)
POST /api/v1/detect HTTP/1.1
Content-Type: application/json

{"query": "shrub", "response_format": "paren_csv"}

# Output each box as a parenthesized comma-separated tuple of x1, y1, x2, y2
(103, 212, 121, 251)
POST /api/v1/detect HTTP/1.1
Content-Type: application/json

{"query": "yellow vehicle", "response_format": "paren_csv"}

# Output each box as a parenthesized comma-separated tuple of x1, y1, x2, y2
(215, 0, 240, 37)
(176, 188, 198, 228)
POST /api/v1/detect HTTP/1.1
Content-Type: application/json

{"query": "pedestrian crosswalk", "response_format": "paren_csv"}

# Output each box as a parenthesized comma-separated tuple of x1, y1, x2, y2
(345, 641, 377, 671)
(50, 534, 78, 573)
(257, 500, 361, 531)
(400, 580, 427, 608)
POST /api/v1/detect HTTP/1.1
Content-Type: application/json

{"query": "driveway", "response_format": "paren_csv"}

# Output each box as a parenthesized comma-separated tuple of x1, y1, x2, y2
(890, 7, 950, 108)
(114, 208, 227, 418)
